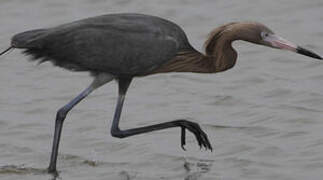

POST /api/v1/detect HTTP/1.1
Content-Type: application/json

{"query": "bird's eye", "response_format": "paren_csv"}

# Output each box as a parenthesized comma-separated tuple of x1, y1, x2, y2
(261, 32, 269, 38)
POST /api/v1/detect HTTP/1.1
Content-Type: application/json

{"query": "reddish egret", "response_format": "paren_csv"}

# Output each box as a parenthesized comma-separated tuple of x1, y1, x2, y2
(0, 13, 322, 174)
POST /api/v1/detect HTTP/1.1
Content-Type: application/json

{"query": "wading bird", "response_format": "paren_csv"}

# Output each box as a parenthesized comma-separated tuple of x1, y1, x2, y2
(0, 13, 322, 174)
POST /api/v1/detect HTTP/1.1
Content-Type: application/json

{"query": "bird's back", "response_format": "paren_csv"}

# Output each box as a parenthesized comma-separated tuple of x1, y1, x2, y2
(11, 13, 193, 76)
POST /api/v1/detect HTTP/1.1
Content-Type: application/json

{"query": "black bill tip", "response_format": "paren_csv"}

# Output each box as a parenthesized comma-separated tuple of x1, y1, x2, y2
(296, 46, 322, 60)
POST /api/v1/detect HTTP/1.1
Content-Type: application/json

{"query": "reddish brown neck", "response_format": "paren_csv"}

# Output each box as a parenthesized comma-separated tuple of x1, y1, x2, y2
(207, 42, 238, 73)
(151, 22, 274, 75)
(151, 46, 237, 75)
(152, 45, 237, 75)
(152, 23, 248, 75)
(204, 24, 239, 73)
(151, 50, 215, 74)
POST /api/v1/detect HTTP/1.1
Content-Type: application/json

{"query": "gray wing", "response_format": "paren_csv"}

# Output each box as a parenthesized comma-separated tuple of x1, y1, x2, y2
(69, 26, 179, 75)
(13, 14, 187, 76)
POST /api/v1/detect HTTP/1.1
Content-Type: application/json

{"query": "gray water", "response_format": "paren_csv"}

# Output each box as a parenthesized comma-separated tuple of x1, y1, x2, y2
(0, 0, 323, 179)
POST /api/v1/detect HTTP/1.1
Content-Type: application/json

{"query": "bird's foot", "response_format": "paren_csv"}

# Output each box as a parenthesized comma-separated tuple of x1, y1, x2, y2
(176, 120, 212, 151)
(47, 166, 59, 178)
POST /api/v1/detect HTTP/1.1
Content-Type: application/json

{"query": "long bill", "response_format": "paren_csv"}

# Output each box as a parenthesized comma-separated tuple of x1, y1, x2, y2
(265, 34, 322, 60)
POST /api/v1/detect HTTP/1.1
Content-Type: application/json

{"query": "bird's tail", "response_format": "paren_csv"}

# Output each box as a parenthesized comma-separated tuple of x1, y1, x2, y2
(0, 46, 13, 56)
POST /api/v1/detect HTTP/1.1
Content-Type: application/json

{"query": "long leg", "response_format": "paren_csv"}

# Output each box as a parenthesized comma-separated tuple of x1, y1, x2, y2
(48, 73, 114, 174)
(110, 78, 212, 151)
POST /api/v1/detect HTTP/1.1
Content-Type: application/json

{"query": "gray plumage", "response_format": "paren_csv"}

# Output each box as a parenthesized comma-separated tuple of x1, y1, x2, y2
(7, 14, 213, 175)
(11, 13, 193, 76)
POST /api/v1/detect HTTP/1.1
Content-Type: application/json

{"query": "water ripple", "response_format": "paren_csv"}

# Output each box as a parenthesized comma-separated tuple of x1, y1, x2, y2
(0, 164, 47, 175)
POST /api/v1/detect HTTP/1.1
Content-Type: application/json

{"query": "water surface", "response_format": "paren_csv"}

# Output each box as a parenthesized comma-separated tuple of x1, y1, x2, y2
(0, 0, 323, 179)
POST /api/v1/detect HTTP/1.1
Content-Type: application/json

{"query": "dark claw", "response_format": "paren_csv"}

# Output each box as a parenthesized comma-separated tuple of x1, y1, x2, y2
(199, 129, 213, 151)
(181, 126, 186, 151)
(193, 123, 212, 151)
(178, 120, 213, 152)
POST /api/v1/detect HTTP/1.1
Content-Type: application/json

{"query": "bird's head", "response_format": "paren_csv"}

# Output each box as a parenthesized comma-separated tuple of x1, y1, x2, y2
(255, 23, 322, 60)
(205, 22, 322, 60)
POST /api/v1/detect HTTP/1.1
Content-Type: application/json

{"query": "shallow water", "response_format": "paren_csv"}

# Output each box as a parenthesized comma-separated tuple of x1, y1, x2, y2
(0, 0, 323, 179)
